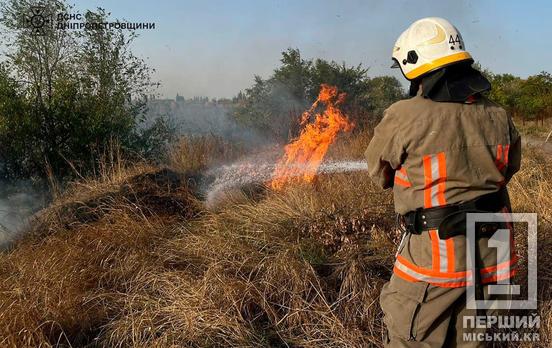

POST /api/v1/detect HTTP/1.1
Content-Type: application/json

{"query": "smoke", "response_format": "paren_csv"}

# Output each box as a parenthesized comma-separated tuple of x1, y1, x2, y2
(0, 181, 48, 250)
(146, 98, 265, 147)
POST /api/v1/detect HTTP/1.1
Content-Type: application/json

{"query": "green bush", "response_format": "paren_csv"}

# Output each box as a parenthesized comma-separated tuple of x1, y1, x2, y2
(0, 0, 171, 180)
(482, 65, 552, 122)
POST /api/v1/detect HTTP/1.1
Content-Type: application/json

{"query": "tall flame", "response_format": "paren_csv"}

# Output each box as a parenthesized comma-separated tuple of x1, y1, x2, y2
(270, 84, 354, 190)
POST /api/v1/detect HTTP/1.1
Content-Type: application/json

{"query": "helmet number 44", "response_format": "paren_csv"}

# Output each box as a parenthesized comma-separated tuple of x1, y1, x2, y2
(449, 35, 462, 46)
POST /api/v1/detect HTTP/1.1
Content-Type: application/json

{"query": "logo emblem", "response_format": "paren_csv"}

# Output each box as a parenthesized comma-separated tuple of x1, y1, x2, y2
(421, 24, 446, 46)
(25, 6, 51, 36)
(466, 212, 538, 310)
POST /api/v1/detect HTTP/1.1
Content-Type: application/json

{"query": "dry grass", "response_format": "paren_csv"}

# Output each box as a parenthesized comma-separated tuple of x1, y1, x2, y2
(0, 158, 200, 346)
(93, 168, 396, 347)
(326, 128, 373, 160)
(0, 134, 550, 347)
(168, 135, 244, 174)
(514, 117, 552, 138)
(507, 146, 552, 347)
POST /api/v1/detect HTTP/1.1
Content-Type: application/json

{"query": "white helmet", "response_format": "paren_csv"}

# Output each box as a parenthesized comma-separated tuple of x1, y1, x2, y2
(391, 17, 473, 80)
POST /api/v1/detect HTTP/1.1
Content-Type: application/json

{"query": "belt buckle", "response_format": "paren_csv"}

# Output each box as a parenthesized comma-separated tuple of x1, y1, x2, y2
(404, 212, 418, 234)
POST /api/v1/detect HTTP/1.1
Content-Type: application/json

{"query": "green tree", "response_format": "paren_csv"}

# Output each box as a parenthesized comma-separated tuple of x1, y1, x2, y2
(232, 48, 405, 140)
(363, 76, 405, 123)
(308, 59, 370, 106)
(486, 73, 522, 111)
(232, 76, 279, 136)
(517, 72, 552, 123)
(0, 0, 169, 179)
(272, 48, 312, 101)
(485, 69, 552, 124)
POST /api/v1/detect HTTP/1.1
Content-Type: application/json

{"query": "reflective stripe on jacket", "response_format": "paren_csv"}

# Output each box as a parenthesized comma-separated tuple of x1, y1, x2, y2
(392, 215, 517, 287)
(365, 94, 521, 287)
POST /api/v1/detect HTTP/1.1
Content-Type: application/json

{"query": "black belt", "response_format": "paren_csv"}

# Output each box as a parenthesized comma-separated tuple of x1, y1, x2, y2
(401, 189, 508, 239)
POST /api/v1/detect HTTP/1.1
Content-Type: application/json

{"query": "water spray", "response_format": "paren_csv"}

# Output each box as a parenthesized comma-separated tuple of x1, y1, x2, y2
(204, 159, 367, 206)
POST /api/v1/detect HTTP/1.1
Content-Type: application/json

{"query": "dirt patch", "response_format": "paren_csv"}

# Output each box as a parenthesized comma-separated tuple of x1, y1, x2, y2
(55, 168, 198, 228)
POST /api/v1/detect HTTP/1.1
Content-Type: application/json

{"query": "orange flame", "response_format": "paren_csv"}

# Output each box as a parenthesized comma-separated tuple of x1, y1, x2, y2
(270, 84, 354, 190)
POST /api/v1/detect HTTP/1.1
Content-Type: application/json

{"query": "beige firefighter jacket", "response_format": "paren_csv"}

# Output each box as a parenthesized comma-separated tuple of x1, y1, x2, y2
(365, 94, 521, 215)
(365, 94, 521, 288)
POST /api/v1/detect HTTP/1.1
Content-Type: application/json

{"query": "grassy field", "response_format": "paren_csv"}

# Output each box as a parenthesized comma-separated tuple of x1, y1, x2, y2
(0, 131, 550, 347)
(514, 117, 552, 139)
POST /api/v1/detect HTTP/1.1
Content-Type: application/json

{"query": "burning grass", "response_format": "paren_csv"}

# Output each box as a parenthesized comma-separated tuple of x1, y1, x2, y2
(271, 85, 354, 190)
(0, 134, 551, 347)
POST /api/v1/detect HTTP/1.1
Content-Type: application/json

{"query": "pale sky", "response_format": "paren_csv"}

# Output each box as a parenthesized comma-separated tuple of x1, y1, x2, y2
(70, 0, 552, 99)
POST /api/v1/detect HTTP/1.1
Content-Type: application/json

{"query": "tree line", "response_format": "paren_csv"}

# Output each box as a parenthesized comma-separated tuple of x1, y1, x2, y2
(484, 70, 552, 125)
(1, 0, 550, 183)
(232, 53, 552, 141)
(231, 48, 405, 140)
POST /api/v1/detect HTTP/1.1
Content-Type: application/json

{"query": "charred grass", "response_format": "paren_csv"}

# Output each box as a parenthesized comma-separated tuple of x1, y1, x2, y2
(0, 135, 550, 347)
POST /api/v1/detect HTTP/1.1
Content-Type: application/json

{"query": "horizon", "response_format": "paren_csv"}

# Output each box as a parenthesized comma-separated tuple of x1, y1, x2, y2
(61, 0, 552, 99)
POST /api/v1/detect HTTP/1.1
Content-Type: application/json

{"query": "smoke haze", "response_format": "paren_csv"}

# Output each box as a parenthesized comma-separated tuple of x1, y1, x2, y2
(0, 182, 47, 249)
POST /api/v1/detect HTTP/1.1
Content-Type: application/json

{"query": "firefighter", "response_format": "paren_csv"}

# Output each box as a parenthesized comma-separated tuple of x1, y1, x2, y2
(365, 17, 521, 347)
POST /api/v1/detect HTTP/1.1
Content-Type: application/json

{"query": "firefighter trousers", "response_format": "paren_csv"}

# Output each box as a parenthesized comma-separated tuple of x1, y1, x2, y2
(380, 274, 507, 347)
